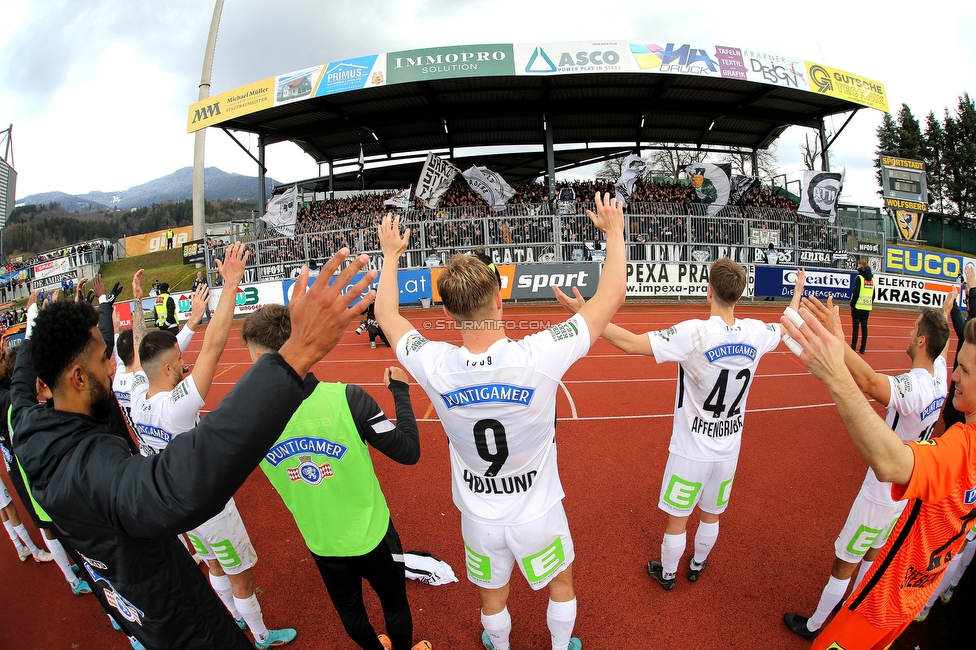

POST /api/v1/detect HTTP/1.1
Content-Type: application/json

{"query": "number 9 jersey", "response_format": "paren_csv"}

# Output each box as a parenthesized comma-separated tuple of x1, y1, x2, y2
(395, 314, 591, 526)
(649, 316, 782, 462)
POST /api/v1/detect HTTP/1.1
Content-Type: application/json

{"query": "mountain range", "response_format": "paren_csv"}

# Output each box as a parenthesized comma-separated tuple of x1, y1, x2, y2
(16, 167, 278, 211)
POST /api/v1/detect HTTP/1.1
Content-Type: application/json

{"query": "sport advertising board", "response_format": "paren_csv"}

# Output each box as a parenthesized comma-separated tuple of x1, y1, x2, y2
(510, 263, 601, 299)
(189, 41, 886, 132)
(514, 41, 631, 75)
(754, 266, 853, 300)
(206, 282, 285, 316)
(33, 257, 71, 280)
(626, 262, 712, 297)
(125, 226, 193, 256)
(873, 274, 956, 308)
(281, 269, 433, 306)
(885, 246, 963, 281)
(387, 44, 515, 83)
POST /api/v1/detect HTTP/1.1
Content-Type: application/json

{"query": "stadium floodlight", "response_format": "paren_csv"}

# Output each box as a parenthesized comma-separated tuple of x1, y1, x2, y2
(191, 0, 226, 247)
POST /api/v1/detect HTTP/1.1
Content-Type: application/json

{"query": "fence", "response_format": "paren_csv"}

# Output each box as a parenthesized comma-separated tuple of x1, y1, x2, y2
(204, 202, 885, 286)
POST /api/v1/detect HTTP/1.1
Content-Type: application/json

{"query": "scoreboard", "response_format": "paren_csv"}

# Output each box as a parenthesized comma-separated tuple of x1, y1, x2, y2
(879, 157, 927, 205)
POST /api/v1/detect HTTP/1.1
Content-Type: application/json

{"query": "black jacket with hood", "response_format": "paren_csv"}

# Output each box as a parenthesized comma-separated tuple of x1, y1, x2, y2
(11, 336, 305, 649)
(850, 265, 875, 311)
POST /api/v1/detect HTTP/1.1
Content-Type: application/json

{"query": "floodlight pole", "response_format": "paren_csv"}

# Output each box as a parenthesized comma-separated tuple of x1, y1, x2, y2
(819, 119, 830, 172)
(544, 115, 555, 200)
(192, 0, 225, 247)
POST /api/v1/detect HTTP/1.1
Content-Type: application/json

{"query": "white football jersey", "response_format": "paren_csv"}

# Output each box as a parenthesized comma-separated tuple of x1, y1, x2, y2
(861, 355, 948, 505)
(130, 371, 205, 455)
(649, 316, 781, 462)
(396, 314, 591, 525)
(113, 368, 133, 409)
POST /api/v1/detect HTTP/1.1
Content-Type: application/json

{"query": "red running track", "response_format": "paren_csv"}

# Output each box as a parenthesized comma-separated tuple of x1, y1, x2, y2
(0, 303, 970, 648)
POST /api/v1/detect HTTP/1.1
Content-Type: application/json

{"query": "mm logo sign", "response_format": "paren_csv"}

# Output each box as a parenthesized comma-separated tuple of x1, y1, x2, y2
(191, 102, 220, 124)
(235, 287, 259, 306)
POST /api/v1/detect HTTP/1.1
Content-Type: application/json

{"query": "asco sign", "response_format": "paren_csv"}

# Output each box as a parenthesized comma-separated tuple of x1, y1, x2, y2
(885, 246, 961, 281)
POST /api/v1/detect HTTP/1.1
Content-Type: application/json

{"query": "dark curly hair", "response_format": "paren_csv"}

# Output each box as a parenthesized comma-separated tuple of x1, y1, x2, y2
(30, 301, 101, 390)
(116, 329, 134, 367)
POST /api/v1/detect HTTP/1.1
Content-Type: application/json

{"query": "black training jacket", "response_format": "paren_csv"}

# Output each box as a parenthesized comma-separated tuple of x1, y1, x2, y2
(11, 339, 305, 650)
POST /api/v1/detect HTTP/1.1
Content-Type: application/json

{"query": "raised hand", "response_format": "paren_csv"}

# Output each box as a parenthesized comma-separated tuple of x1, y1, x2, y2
(551, 285, 585, 314)
(215, 242, 249, 286)
(378, 213, 411, 259)
(132, 269, 145, 302)
(278, 249, 378, 377)
(189, 283, 210, 326)
(943, 286, 959, 318)
(384, 366, 409, 387)
(780, 306, 850, 390)
(801, 296, 844, 339)
(586, 192, 625, 236)
(92, 273, 106, 298)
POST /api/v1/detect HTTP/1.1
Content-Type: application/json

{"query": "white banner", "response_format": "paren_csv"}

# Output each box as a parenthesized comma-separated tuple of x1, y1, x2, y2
(33, 257, 71, 280)
(207, 281, 286, 316)
(416, 153, 460, 209)
(462, 166, 515, 211)
(685, 163, 730, 216)
(626, 262, 713, 297)
(384, 185, 412, 209)
(872, 274, 955, 309)
(262, 185, 298, 238)
(614, 155, 646, 207)
(798, 170, 845, 222)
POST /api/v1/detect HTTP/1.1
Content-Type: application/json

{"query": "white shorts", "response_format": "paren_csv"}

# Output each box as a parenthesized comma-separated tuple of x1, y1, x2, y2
(185, 500, 257, 575)
(461, 503, 575, 590)
(658, 453, 738, 517)
(834, 488, 906, 563)
(0, 477, 12, 509)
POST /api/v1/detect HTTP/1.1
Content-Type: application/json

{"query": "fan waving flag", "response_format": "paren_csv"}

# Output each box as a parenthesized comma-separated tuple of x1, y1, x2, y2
(729, 175, 759, 208)
(614, 154, 646, 207)
(462, 166, 516, 211)
(384, 185, 412, 210)
(262, 184, 299, 238)
(798, 170, 845, 223)
(416, 153, 460, 209)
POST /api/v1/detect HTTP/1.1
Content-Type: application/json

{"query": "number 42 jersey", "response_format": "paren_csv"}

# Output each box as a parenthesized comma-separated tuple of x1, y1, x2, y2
(396, 314, 591, 526)
(649, 316, 781, 462)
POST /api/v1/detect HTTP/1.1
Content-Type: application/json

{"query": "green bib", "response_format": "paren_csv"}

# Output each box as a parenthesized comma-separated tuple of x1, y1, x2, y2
(8, 405, 51, 523)
(260, 382, 389, 557)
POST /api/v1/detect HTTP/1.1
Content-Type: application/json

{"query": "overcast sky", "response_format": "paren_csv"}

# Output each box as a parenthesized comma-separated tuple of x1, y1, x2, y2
(2, 0, 975, 207)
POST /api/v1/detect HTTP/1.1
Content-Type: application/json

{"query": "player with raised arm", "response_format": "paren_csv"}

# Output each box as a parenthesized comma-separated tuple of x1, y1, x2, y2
(129, 242, 296, 649)
(783, 294, 951, 639)
(556, 263, 805, 590)
(375, 192, 627, 650)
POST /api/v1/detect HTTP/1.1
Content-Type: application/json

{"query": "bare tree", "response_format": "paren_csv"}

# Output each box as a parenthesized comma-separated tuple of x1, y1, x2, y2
(800, 132, 833, 171)
(646, 145, 709, 180)
(595, 156, 629, 182)
(722, 145, 780, 184)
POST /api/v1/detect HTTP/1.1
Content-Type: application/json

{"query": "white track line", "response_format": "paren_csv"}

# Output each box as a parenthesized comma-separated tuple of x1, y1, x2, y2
(559, 380, 578, 419)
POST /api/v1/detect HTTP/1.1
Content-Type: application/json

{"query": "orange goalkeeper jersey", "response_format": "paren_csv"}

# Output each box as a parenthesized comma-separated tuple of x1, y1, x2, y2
(844, 422, 976, 628)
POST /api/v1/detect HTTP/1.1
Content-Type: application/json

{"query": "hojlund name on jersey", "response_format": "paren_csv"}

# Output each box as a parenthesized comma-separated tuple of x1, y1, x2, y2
(265, 436, 348, 467)
(441, 384, 535, 409)
(703, 343, 757, 363)
(691, 415, 742, 438)
(463, 468, 537, 495)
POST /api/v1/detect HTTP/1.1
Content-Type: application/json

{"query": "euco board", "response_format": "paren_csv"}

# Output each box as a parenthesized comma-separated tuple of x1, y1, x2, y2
(873, 274, 955, 308)
(626, 263, 712, 297)
(885, 246, 961, 281)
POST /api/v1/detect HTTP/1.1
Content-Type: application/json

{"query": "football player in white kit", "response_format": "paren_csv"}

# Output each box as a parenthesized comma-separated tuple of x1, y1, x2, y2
(783, 295, 951, 640)
(129, 243, 296, 649)
(375, 193, 628, 650)
(557, 260, 806, 591)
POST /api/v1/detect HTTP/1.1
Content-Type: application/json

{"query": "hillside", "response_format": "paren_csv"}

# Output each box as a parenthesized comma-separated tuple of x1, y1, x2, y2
(16, 167, 278, 211)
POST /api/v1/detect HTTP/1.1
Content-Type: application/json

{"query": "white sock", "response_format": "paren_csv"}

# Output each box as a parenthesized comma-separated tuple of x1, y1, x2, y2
(693, 521, 719, 565)
(234, 594, 268, 641)
(661, 532, 686, 577)
(481, 607, 512, 650)
(14, 524, 40, 553)
(807, 575, 849, 631)
(854, 560, 873, 587)
(209, 573, 241, 618)
(953, 542, 976, 588)
(4, 520, 25, 551)
(546, 598, 577, 650)
(44, 536, 79, 586)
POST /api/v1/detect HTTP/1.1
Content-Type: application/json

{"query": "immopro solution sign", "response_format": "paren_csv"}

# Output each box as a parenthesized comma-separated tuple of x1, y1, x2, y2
(387, 44, 514, 83)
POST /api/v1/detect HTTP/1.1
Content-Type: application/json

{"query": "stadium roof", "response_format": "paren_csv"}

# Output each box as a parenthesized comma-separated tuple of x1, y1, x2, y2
(189, 41, 888, 190)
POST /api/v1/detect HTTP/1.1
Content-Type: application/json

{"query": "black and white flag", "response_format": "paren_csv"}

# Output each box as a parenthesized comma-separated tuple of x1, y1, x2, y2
(384, 185, 412, 210)
(261, 184, 298, 239)
(416, 153, 460, 209)
(798, 170, 845, 222)
(462, 166, 516, 211)
(614, 154, 646, 207)
(729, 175, 759, 208)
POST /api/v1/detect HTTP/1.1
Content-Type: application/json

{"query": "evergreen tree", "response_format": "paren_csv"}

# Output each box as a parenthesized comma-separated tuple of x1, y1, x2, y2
(923, 111, 946, 212)
(874, 112, 899, 196)
(896, 104, 925, 161)
(943, 93, 976, 218)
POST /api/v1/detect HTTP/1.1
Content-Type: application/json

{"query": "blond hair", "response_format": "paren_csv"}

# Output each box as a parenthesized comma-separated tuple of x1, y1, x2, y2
(709, 258, 747, 306)
(437, 254, 499, 320)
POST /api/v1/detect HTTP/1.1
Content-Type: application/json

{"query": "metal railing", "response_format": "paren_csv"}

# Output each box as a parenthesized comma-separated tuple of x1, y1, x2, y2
(205, 202, 885, 285)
